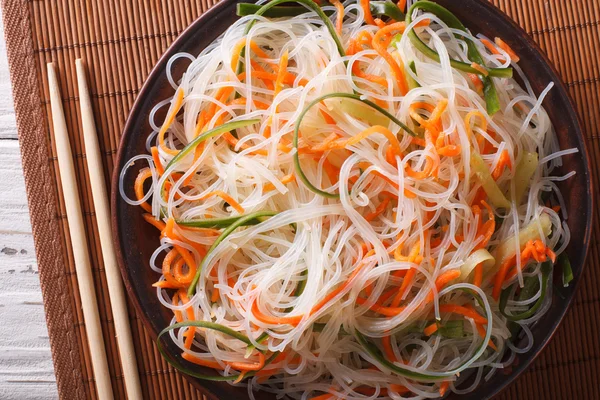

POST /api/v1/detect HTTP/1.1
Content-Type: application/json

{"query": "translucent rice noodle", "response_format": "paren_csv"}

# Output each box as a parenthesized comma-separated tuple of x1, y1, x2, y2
(120, 1, 575, 398)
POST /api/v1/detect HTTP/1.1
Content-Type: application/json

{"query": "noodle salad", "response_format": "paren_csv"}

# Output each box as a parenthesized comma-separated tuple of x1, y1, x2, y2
(120, 0, 577, 398)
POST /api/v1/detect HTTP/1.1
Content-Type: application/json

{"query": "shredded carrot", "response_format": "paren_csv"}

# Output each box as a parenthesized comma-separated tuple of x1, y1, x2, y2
(470, 62, 489, 76)
(228, 97, 270, 110)
(274, 50, 289, 99)
(310, 394, 334, 400)
(501, 240, 556, 284)
(439, 381, 450, 397)
(409, 100, 447, 132)
(134, 168, 153, 212)
(237, 70, 308, 87)
(467, 73, 484, 93)
(320, 108, 337, 125)
(182, 352, 223, 369)
(151, 146, 165, 175)
(492, 149, 512, 180)
(473, 262, 484, 287)
(344, 125, 403, 156)
(382, 335, 396, 361)
(142, 213, 166, 231)
(348, 32, 388, 87)
(365, 197, 391, 221)
(264, 174, 296, 192)
(372, 22, 409, 95)
(151, 280, 182, 289)
(438, 304, 487, 324)
(471, 187, 487, 207)
(425, 269, 461, 303)
(227, 351, 266, 371)
(249, 60, 275, 89)
(199, 190, 245, 214)
(390, 242, 421, 306)
(475, 323, 497, 351)
(437, 145, 462, 157)
(551, 205, 561, 213)
(464, 110, 488, 139)
(397, 0, 407, 12)
(424, 322, 438, 336)
(360, 0, 375, 25)
(329, 0, 345, 34)
(162, 249, 185, 288)
(480, 37, 500, 56)
(390, 384, 410, 395)
(495, 37, 520, 62)
(172, 291, 183, 322)
(355, 296, 407, 316)
(178, 291, 196, 348)
(474, 200, 495, 250)
(158, 88, 185, 156)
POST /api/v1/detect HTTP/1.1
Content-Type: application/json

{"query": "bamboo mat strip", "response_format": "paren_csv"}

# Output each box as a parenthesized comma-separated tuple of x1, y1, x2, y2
(1, 0, 599, 399)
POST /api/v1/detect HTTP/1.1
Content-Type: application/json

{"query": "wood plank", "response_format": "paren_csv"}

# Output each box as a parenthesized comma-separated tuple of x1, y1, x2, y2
(0, 7, 58, 396)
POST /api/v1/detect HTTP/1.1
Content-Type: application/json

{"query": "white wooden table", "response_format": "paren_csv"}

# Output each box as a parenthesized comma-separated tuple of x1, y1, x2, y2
(0, 13, 59, 400)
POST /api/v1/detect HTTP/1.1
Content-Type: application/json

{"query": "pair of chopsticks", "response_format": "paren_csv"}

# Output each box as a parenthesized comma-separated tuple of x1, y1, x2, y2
(48, 61, 143, 400)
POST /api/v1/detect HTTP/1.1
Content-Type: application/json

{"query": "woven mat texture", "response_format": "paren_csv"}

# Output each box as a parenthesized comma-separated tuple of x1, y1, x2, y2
(1, 0, 599, 399)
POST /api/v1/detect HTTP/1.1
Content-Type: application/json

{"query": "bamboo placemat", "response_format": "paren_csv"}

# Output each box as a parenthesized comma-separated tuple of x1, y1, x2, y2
(1, 0, 598, 399)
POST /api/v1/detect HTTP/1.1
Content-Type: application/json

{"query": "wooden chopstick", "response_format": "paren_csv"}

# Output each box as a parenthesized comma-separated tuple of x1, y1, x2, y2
(75, 59, 143, 400)
(47, 63, 115, 400)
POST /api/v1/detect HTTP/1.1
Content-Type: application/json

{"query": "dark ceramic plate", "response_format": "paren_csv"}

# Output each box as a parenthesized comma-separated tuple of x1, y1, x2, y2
(112, 1, 593, 399)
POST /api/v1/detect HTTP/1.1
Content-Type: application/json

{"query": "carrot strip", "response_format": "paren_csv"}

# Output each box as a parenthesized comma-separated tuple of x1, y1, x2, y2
(439, 381, 450, 397)
(249, 60, 275, 89)
(355, 296, 407, 316)
(473, 262, 484, 287)
(329, 0, 344, 34)
(360, 0, 375, 25)
(372, 22, 409, 95)
(475, 323, 497, 351)
(480, 37, 500, 56)
(182, 352, 223, 369)
(470, 62, 489, 76)
(143, 213, 165, 231)
(391, 243, 421, 306)
(495, 37, 520, 62)
(437, 145, 461, 157)
(199, 190, 245, 214)
(425, 270, 461, 303)
(390, 384, 410, 395)
(134, 168, 154, 212)
(492, 149, 512, 180)
(365, 197, 391, 221)
(468, 73, 484, 94)
(178, 291, 196, 349)
(310, 394, 334, 400)
(264, 174, 296, 192)
(152, 280, 182, 289)
(162, 249, 185, 288)
(464, 110, 488, 139)
(228, 97, 270, 110)
(172, 291, 183, 322)
(151, 146, 165, 175)
(158, 88, 185, 156)
(228, 352, 266, 371)
(438, 304, 487, 324)
(274, 50, 289, 99)
(335, 125, 403, 156)
(382, 335, 396, 361)
(424, 322, 438, 336)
